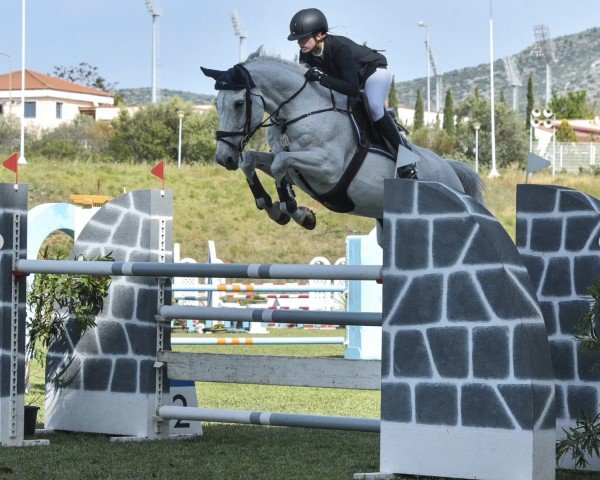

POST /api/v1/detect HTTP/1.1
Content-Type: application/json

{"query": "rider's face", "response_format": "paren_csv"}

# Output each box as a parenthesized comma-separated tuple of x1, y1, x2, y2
(298, 33, 325, 53)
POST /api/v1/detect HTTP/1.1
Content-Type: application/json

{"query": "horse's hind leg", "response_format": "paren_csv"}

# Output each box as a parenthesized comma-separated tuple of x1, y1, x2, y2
(276, 177, 316, 230)
(241, 153, 291, 226)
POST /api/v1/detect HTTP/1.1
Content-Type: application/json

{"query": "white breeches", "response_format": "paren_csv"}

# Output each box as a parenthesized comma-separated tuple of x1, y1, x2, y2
(364, 67, 392, 121)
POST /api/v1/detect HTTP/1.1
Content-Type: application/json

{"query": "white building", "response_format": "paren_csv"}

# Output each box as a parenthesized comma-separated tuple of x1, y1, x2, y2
(0, 70, 114, 130)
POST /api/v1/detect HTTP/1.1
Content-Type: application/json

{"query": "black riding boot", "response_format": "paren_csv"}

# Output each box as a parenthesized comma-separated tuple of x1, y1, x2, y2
(373, 113, 418, 179)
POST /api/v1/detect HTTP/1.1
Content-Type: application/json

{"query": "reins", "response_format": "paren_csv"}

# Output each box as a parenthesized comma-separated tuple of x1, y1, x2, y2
(216, 78, 352, 152)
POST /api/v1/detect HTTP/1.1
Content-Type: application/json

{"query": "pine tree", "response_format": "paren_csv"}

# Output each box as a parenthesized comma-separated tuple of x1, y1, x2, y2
(499, 90, 506, 105)
(526, 74, 535, 130)
(442, 90, 455, 136)
(388, 76, 399, 110)
(414, 89, 425, 130)
(556, 120, 577, 142)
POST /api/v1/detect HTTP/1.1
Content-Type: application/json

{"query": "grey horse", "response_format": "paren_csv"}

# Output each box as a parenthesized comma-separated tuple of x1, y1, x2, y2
(202, 52, 485, 231)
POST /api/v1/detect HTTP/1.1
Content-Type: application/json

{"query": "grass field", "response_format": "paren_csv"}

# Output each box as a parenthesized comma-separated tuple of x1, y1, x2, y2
(7, 328, 599, 480)
(1, 158, 598, 264)
(2, 160, 600, 478)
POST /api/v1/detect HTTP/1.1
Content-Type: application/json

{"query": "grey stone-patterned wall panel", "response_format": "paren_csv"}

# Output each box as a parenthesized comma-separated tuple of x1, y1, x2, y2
(380, 180, 555, 480)
(45, 189, 172, 438)
(0, 184, 27, 445)
(516, 184, 600, 470)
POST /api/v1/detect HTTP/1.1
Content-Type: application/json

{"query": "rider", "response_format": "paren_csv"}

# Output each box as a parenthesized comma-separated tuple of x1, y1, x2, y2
(288, 8, 417, 179)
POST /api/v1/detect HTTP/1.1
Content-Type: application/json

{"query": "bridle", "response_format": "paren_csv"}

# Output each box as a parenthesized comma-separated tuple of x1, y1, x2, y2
(215, 77, 351, 153)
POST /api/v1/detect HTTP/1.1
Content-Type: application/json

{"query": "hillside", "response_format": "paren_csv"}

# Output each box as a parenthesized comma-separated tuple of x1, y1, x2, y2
(117, 87, 214, 106)
(395, 27, 600, 112)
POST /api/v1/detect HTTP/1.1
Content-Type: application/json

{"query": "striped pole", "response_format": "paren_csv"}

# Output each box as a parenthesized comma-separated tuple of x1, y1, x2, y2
(159, 306, 382, 327)
(16, 260, 381, 281)
(158, 406, 380, 432)
(171, 336, 346, 346)
(172, 284, 346, 293)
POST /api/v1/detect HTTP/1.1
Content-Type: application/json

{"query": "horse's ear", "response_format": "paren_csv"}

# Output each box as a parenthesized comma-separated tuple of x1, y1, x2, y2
(246, 45, 264, 61)
(201, 67, 226, 80)
(233, 64, 256, 88)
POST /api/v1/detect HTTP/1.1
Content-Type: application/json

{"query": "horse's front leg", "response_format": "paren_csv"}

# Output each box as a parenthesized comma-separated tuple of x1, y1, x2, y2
(240, 151, 291, 226)
(271, 150, 331, 230)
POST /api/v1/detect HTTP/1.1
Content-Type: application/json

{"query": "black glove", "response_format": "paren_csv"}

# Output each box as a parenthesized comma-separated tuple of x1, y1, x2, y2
(304, 67, 324, 82)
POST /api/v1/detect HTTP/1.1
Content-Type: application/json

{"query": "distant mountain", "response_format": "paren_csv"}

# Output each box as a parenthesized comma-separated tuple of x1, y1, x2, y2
(116, 87, 214, 106)
(395, 27, 600, 113)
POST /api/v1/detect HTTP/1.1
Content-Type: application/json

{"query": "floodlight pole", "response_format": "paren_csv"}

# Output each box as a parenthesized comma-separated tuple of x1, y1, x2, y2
(177, 110, 185, 170)
(151, 14, 158, 103)
(473, 123, 481, 174)
(488, 0, 499, 178)
(146, 0, 162, 104)
(19, 0, 27, 164)
(546, 64, 551, 106)
(552, 115, 556, 177)
(418, 21, 431, 116)
(0, 53, 11, 115)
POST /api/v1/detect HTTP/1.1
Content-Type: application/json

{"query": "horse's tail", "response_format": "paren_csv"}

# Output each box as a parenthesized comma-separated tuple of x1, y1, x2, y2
(446, 159, 487, 207)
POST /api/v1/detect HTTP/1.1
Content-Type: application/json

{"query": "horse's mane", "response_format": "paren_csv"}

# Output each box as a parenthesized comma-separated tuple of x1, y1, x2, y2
(244, 55, 307, 74)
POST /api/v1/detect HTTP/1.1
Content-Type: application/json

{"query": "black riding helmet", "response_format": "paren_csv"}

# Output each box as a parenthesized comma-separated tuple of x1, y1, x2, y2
(287, 8, 328, 41)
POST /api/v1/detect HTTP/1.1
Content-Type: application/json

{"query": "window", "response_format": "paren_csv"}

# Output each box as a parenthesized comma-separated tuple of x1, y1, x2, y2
(24, 101, 36, 118)
(56, 102, 63, 119)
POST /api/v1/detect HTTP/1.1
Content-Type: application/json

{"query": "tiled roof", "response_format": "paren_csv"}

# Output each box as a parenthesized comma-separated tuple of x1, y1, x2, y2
(0, 70, 113, 98)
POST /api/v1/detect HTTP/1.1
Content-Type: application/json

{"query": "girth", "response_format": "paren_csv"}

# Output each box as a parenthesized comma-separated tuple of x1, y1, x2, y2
(294, 94, 394, 214)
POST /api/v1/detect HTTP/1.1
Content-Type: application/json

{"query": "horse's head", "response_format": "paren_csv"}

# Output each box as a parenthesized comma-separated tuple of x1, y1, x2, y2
(202, 64, 265, 171)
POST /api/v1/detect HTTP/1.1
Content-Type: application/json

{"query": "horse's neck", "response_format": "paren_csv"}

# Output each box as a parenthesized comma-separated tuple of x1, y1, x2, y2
(245, 60, 329, 115)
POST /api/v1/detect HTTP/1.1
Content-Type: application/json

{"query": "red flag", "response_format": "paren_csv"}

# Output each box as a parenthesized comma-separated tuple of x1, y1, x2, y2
(2, 153, 18, 173)
(151, 161, 165, 190)
(151, 161, 164, 179)
(2, 153, 19, 185)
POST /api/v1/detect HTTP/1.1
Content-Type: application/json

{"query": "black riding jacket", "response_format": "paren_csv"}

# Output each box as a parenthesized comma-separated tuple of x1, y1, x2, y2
(299, 35, 387, 97)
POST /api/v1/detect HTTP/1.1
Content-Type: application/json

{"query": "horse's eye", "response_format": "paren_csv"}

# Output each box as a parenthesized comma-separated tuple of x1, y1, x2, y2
(234, 99, 244, 107)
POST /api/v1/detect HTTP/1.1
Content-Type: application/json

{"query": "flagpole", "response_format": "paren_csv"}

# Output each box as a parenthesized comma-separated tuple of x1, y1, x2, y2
(19, 0, 27, 165)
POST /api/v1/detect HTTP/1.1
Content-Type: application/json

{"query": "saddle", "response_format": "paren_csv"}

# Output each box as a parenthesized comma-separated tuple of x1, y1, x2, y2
(349, 92, 409, 158)
(294, 92, 401, 214)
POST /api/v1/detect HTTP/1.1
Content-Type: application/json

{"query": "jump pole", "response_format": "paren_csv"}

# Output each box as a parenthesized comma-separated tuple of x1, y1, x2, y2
(171, 337, 346, 346)
(172, 284, 346, 293)
(158, 406, 379, 433)
(15, 259, 381, 281)
(158, 306, 382, 327)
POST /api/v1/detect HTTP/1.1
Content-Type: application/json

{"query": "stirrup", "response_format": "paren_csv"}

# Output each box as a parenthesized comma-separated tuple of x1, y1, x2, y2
(397, 163, 418, 180)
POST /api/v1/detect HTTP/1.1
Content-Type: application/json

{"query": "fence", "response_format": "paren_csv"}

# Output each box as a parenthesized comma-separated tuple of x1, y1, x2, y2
(535, 141, 599, 173)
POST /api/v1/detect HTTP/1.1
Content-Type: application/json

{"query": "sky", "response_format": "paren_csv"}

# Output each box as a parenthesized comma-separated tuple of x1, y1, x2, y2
(0, 1, 599, 95)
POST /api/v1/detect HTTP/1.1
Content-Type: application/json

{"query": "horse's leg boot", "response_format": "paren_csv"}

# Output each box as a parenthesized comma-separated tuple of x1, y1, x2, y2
(374, 114, 418, 180)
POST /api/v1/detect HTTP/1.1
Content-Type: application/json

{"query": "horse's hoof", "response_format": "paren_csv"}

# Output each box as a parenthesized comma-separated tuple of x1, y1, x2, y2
(301, 209, 317, 230)
(270, 201, 291, 225)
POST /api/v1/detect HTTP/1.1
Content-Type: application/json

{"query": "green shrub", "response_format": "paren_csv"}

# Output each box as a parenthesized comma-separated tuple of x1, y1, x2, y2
(556, 278, 600, 468)
(109, 98, 218, 163)
(28, 115, 113, 161)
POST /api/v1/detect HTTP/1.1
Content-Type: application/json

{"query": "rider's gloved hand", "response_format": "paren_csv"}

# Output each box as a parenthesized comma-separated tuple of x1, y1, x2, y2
(304, 67, 324, 82)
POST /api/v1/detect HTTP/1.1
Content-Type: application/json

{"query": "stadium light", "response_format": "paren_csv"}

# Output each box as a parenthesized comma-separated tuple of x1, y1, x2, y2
(146, 0, 162, 104)
(231, 9, 248, 63)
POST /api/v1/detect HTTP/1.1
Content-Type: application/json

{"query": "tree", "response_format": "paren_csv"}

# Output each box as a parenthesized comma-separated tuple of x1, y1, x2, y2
(499, 90, 506, 105)
(52, 63, 118, 91)
(109, 98, 218, 163)
(526, 74, 535, 131)
(556, 120, 577, 142)
(388, 76, 399, 110)
(549, 90, 595, 119)
(413, 89, 424, 130)
(454, 92, 528, 168)
(443, 90, 455, 136)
